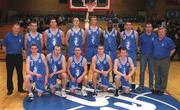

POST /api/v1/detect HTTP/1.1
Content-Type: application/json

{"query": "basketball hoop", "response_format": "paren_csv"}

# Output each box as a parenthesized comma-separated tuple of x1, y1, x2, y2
(85, 2, 97, 12)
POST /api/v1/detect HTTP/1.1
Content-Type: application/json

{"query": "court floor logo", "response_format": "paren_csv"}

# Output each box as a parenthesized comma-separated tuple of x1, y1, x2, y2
(24, 88, 180, 110)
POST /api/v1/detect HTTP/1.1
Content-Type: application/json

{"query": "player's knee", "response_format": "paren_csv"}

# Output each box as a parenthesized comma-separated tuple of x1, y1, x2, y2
(25, 74, 31, 81)
(93, 72, 98, 78)
(124, 88, 130, 94)
(115, 75, 120, 81)
(83, 75, 88, 81)
(61, 73, 67, 79)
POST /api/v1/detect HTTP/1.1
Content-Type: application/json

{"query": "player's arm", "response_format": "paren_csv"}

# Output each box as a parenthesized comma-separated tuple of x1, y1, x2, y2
(43, 30, 48, 47)
(106, 55, 112, 74)
(82, 29, 86, 45)
(135, 31, 139, 47)
(60, 30, 65, 45)
(56, 55, 66, 74)
(100, 30, 104, 45)
(67, 57, 75, 81)
(81, 58, 87, 78)
(91, 56, 103, 74)
(113, 59, 125, 76)
(65, 30, 70, 47)
(117, 31, 121, 48)
(127, 57, 135, 78)
(41, 54, 49, 85)
(40, 33, 44, 50)
(24, 33, 28, 50)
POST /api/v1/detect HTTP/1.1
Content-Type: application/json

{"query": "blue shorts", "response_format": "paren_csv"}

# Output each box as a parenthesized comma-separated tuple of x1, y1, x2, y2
(120, 77, 130, 89)
(85, 47, 98, 63)
(31, 76, 45, 93)
(99, 74, 109, 88)
(48, 74, 59, 88)
(128, 52, 136, 67)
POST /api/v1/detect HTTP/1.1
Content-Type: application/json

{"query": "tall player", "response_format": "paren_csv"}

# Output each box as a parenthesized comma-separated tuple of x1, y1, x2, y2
(66, 17, 86, 57)
(85, 16, 102, 71)
(44, 18, 65, 54)
(24, 20, 43, 56)
(103, 20, 120, 82)
(114, 48, 135, 96)
(25, 44, 48, 101)
(46, 45, 67, 97)
(121, 21, 138, 90)
(92, 45, 112, 95)
(67, 46, 88, 96)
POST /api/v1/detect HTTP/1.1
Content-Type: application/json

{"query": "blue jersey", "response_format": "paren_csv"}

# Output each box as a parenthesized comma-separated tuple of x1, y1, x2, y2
(26, 32, 42, 56)
(70, 56, 84, 79)
(153, 37, 176, 59)
(68, 28, 83, 56)
(117, 57, 130, 75)
(139, 32, 157, 55)
(29, 53, 46, 76)
(46, 29, 62, 54)
(104, 28, 118, 51)
(86, 27, 100, 47)
(122, 31, 137, 53)
(2, 32, 24, 54)
(48, 53, 63, 74)
(95, 54, 109, 71)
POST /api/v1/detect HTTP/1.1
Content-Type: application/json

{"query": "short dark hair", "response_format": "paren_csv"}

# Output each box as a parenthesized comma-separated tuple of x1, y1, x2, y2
(119, 47, 127, 52)
(30, 43, 37, 48)
(53, 45, 61, 50)
(74, 46, 81, 50)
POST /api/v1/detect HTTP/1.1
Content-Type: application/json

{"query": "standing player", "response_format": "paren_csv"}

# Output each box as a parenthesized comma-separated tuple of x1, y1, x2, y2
(137, 23, 157, 91)
(24, 20, 43, 56)
(44, 18, 65, 54)
(2, 23, 25, 95)
(25, 44, 49, 101)
(121, 21, 138, 90)
(66, 17, 86, 57)
(152, 27, 175, 94)
(67, 46, 88, 96)
(92, 45, 112, 95)
(46, 45, 67, 97)
(114, 48, 135, 96)
(85, 16, 102, 71)
(103, 20, 120, 82)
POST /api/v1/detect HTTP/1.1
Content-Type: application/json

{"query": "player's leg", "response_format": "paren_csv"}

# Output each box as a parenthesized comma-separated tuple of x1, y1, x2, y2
(93, 72, 98, 95)
(61, 72, 67, 97)
(121, 77, 130, 94)
(81, 75, 88, 96)
(99, 74, 109, 92)
(24, 74, 34, 101)
(114, 74, 121, 96)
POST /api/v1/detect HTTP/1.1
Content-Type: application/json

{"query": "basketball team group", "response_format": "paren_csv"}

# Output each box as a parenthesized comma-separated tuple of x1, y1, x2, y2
(2, 16, 176, 102)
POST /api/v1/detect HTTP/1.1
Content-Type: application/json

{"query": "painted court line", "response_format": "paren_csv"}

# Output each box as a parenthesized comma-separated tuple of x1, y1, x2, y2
(68, 105, 85, 110)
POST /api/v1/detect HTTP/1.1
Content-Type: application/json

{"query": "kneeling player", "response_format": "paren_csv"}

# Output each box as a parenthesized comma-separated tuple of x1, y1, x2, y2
(92, 45, 112, 95)
(25, 44, 48, 101)
(67, 46, 88, 96)
(47, 45, 67, 97)
(114, 48, 135, 96)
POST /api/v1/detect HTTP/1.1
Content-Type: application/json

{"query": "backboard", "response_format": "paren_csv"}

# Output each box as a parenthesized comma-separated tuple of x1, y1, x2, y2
(69, 0, 111, 12)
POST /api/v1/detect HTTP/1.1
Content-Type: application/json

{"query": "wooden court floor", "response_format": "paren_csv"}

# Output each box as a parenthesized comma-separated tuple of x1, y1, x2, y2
(0, 61, 180, 110)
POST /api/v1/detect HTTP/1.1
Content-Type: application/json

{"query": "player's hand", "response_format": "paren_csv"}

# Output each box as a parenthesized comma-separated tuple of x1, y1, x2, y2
(76, 76, 83, 83)
(36, 74, 42, 78)
(49, 72, 55, 78)
(124, 75, 129, 81)
(102, 71, 108, 77)
(71, 76, 76, 83)
(44, 77, 48, 85)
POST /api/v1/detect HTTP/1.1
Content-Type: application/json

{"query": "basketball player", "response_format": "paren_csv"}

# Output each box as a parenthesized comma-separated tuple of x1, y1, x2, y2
(152, 27, 175, 94)
(66, 17, 86, 57)
(44, 18, 65, 54)
(103, 20, 120, 82)
(67, 46, 88, 96)
(85, 16, 103, 71)
(121, 21, 138, 90)
(114, 48, 135, 96)
(92, 45, 112, 95)
(46, 45, 67, 97)
(25, 44, 48, 101)
(137, 23, 157, 91)
(24, 20, 43, 56)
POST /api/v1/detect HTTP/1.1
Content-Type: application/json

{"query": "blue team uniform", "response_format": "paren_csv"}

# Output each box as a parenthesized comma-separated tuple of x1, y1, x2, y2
(117, 57, 131, 88)
(47, 53, 63, 88)
(29, 53, 46, 93)
(68, 29, 83, 57)
(104, 29, 118, 64)
(95, 54, 110, 87)
(46, 29, 62, 54)
(69, 56, 85, 89)
(121, 31, 137, 67)
(26, 32, 42, 56)
(86, 27, 101, 63)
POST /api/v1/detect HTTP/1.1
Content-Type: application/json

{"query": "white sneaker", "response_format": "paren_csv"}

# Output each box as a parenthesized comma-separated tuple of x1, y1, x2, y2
(61, 89, 67, 98)
(27, 93, 34, 102)
(81, 86, 87, 96)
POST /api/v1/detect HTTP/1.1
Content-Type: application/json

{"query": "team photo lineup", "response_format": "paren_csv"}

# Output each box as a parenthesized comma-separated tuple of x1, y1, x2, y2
(2, 16, 176, 101)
